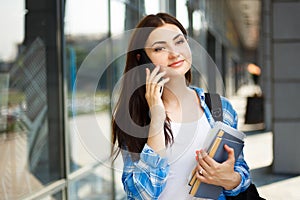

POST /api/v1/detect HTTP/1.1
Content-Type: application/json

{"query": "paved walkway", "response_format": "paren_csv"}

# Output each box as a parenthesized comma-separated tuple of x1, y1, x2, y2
(229, 84, 300, 200)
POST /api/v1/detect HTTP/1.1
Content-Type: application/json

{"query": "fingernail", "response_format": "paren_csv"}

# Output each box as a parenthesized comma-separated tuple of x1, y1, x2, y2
(196, 150, 203, 159)
(200, 150, 207, 157)
(198, 153, 202, 160)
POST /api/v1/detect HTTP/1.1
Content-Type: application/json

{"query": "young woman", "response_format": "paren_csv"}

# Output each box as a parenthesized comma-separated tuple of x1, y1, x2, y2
(112, 13, 251, 200)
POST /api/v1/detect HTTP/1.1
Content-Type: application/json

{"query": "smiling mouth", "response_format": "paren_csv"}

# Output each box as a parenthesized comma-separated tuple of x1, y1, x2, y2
(168, 60, 184, 67)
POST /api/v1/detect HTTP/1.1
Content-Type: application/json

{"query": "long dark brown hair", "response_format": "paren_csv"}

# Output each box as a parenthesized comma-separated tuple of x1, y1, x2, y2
(112, 13, 192, 161)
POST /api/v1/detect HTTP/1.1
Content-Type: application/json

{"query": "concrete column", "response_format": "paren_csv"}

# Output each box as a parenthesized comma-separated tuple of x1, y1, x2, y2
(271, 0, 300, 174)
(260, 0, 273, 131)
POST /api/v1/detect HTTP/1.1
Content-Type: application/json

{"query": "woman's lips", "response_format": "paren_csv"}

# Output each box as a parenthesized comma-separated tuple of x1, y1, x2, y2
(168, 60, 184, 68)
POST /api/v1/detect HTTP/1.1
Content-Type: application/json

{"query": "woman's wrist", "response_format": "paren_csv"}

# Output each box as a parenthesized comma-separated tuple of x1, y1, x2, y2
(149, 104, 166, 121)
(223, 172, 241, 190)
(147, 128, 166, 157)
(148, 115, 166, 156)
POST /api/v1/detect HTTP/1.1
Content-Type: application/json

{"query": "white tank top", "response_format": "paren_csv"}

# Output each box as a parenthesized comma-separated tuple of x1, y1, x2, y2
(159, 114, 211, 200)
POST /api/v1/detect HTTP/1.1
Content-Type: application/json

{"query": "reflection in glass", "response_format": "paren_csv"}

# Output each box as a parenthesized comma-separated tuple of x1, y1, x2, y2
(145, 0, 159, 15)
(64, 1, 131, 199)
(111, 1, 125, 34)
(39, 191, 63, 200)
(176, 0, 189, 29)
(65, 0, 108, 35)
(0, 36, 51, 199)
(0, 1, 62, 199)
(0, 0, 25, 61)
(69, 166, 115, 200)
(64, 0, 110, 174)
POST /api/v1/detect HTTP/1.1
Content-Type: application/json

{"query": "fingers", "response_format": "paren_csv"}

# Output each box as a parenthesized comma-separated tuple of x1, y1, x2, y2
(224, 144, 235, 164)
(196, 149, 217, 176)
(198, 168, 204, 176)
(197, 149, 213, 167)
(147, 66, 164, 83)
(195, 146, 237, 186)
(145, 68, 150, 91)
(145, 66, 169, 95)
(152, 71, 166, 84)
(158, 77, 170, 89)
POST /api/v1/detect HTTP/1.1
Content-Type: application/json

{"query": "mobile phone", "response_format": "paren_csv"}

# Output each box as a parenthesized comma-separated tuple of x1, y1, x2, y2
(138, 50, 164, 94)
(137, 50, 155, 71)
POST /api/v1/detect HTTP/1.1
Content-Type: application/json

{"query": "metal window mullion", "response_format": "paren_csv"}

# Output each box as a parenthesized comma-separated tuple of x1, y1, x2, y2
(67, 162, 102, 183)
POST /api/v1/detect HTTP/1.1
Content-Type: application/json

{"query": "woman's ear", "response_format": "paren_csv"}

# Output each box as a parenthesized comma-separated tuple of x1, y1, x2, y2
(136, 54, 141, 61)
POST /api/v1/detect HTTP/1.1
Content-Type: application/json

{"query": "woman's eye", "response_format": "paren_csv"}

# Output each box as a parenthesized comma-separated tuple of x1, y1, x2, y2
(154, 47, 165, 52)
(176, 39, 185, 45)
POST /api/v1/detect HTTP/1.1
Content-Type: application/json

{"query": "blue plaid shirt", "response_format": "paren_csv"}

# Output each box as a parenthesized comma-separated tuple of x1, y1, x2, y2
(121, 87, 251, 199)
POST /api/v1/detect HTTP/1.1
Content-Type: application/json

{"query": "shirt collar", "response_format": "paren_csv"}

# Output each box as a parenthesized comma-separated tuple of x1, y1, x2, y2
(189, 85, 206, 108)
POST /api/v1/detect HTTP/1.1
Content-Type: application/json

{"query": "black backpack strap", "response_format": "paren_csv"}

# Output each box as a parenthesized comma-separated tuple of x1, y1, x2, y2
(205, 93, 223, 122)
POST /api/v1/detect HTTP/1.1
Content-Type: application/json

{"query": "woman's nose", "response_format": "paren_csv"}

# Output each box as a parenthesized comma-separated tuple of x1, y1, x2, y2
(168, 49, 180, 59)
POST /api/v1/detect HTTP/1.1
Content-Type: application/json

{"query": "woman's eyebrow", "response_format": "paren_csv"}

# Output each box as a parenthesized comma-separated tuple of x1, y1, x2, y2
(151, 34, 183, 47)
(173, 34, 183, 41)
(151, 41, 166, 47)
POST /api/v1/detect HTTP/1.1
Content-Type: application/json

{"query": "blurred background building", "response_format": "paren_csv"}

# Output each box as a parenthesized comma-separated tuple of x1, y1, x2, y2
(0, 0, 299, 199)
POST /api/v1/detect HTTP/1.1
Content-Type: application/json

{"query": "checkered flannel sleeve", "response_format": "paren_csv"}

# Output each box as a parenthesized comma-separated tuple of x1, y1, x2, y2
(122, 144, 169, 200)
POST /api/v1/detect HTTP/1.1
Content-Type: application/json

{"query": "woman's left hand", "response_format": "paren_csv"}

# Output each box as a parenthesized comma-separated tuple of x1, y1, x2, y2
(195, 144, 241, 190)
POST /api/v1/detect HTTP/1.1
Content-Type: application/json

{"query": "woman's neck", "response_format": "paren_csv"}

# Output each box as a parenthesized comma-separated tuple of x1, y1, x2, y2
(161, 75, 202, 123)
(162, 76, 193, 111)
(162, 76, 189, 104)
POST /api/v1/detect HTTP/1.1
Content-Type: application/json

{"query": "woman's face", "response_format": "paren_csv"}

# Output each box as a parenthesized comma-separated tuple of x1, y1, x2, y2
(144, 23, 192, 76)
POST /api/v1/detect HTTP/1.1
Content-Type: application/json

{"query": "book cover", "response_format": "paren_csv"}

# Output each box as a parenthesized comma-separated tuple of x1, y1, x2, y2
(188, 122, 245, 199)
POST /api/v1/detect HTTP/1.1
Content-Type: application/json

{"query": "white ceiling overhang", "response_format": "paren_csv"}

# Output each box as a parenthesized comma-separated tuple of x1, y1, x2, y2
(227, 0, 261, 50)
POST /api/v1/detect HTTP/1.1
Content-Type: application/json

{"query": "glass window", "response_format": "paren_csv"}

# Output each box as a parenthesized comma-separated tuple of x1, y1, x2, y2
(64, 0, 116, 199)
(193, 11, 202, 34)
(0, 0, 63, 199)
(65, 0, 108, 35)
(69, 165, 120, 200)
(0, 1, 24, 61)
(176, 0, 189, 29)
(145, 0, 160, 14)
(27, 191, 63, 200)
(64, 0, 110, 172)
(110, 0, 125, 34)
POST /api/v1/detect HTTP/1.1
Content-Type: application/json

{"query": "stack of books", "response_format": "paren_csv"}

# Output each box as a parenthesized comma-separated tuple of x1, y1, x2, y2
(188, 121, 246, 199)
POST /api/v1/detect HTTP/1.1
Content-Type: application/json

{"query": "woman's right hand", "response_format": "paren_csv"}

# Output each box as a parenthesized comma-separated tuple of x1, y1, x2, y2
(145, 66, 169, 122)
(145, 66, 169, 154)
